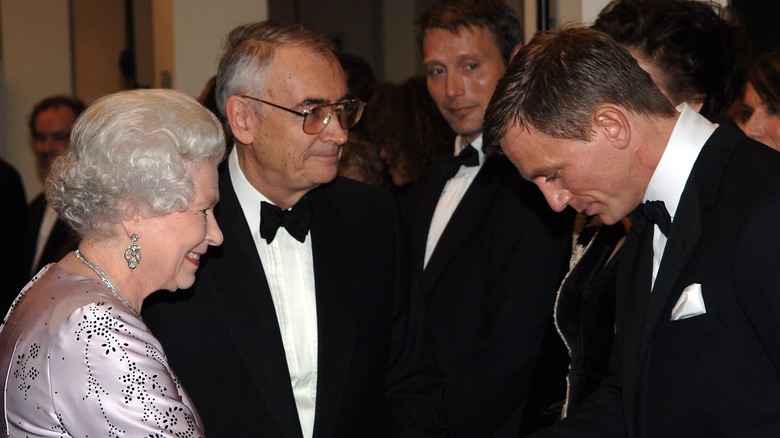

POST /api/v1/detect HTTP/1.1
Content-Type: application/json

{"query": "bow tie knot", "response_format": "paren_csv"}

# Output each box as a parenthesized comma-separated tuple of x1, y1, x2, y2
(260, 198, 312, 243)
(634, 200, 672, 236)
(440, 145, 479, 179)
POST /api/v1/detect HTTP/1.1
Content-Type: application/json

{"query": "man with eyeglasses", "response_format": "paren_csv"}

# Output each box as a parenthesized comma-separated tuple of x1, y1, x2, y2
(21, 96, 85, 293)
(143, 20, 446, 437)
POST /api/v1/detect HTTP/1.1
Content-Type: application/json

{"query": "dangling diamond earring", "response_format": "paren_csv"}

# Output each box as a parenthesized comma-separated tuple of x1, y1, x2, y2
(124, 234, 141, 270)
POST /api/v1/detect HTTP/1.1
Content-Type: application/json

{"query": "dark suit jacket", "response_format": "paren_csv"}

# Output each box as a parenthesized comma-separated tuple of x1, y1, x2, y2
(0, 159, 27, 312)
(143, 162, 445, 438)
(400, 154, 572, 436)
(537, 120, 780, 437)
(22, 193, 79, 282)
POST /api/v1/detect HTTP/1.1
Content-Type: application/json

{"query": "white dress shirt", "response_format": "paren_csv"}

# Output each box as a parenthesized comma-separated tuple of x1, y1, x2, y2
(229, 149, 318, 438)
(643, 104, 716, 287)
(424, 135, 486, 268)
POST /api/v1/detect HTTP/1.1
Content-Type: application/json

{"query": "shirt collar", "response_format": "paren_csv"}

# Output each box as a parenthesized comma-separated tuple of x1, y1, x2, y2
(644, 103, 717, 219)
(229, 147, 274, 238)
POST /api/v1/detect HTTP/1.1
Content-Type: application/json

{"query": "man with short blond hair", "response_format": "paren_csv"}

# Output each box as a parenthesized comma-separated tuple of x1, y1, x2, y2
(486, 26, 780, 436)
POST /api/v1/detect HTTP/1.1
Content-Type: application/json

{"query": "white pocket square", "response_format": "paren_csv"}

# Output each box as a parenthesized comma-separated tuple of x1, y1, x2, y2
(670, 283, 707, 321)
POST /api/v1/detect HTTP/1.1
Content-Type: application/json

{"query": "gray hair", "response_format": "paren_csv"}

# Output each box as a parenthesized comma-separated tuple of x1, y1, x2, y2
(46, 88, 225, 239)
(215, 20, 336, 118)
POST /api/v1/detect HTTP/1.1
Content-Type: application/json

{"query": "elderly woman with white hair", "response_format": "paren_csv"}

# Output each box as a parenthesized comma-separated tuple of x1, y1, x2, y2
(0, 89, 224, 437)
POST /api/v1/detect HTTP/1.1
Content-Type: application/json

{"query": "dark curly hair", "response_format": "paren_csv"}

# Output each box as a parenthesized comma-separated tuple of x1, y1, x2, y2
(747, 50, 780, 115)
(366, 76, 455, 186)
(593, 0, 750, 120)
(28, 95, 85, 136)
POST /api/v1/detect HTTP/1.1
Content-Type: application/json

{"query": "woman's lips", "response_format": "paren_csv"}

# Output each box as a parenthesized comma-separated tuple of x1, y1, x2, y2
(186, 251, 202, 267)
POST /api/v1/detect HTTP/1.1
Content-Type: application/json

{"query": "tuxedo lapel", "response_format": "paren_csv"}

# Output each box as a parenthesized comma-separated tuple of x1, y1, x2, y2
(207, 165, 302, 435)
(408, 161, 449, 272)
(639, 187, 702, 361)
(307, 185, 359, 437)
(421, 156, 507, 293)
(616, 214, 653, 430)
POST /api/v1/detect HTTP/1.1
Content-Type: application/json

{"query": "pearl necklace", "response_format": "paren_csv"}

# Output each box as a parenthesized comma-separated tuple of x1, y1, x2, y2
(75, 249, 141, 318)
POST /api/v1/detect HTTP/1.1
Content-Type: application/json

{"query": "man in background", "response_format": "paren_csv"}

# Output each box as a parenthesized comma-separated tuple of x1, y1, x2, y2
(400, 0, 573, 435)
(0, 158, 27, 311)
(22, 96, 85, 281)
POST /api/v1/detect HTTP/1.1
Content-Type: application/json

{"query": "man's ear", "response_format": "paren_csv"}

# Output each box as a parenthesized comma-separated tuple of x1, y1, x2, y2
(594, 106, 630, 150)
(225, 96, 257, 145)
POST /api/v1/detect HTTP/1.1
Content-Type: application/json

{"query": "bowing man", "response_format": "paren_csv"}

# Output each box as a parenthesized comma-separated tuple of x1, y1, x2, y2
(485, 26, 780, 436)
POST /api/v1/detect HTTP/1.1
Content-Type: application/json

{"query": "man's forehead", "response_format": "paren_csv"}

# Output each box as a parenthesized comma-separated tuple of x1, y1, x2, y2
(423, 25, 499, 53)
(424, 24, 488, 40)
(35, 106, 77, 128)
(37, 105, 76, 120)
(266, 48, 347, 101)
(423, 27, 501, 63)
(272, 45, 340, 73)
(502, 123, 547, 177)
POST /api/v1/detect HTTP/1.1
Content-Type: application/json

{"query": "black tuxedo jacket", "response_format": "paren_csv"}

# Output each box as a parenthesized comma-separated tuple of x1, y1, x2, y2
(144, 162, 445, 438)
(539, 120, 780, 437)
(400, 154, 572, 436)
(22, 193, 78, 281)
(0, 159, 27, 312)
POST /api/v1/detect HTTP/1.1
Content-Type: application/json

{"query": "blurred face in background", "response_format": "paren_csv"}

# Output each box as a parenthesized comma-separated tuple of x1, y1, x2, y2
(32, 105, 77, 179)
(742, 82, 780, 151)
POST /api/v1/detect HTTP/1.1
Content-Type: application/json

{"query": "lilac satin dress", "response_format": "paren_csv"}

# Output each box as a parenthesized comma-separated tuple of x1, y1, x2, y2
(0, 264, 204, 437)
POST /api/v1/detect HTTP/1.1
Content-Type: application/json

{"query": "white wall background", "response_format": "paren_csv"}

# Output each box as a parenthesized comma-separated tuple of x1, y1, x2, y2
(0, 0, 268, 201)
(174, 0, 268, 99)
(0, 0, 73, 201)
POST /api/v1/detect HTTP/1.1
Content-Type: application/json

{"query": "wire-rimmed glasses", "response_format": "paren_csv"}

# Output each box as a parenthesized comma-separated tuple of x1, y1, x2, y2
(241, 95, 366, 135)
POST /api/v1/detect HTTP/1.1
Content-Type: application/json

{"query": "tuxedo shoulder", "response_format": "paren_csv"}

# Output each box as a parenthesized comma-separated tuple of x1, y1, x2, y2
(28, 192, 47, 209)
(0, 158, 23, 186)
(738, 141, 780, 188)
(708, 120, 780, 187)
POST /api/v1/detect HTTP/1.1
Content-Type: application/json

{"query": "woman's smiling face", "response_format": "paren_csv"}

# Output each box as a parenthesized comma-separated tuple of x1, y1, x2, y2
(140, 161, 223, 292)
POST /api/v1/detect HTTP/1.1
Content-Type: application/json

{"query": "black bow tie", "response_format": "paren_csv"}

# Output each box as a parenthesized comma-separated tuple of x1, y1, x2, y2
(440, 145, 479, 179)
(260, 197, 311, 243)
(633, 200, 672, 237)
